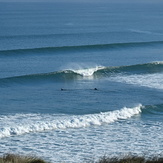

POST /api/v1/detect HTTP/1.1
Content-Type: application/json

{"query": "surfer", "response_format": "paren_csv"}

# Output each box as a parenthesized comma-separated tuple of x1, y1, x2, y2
(94, 88, 98, 90)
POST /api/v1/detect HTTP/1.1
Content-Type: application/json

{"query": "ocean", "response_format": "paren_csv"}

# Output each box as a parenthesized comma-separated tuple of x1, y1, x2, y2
(0, 1, 163, 162)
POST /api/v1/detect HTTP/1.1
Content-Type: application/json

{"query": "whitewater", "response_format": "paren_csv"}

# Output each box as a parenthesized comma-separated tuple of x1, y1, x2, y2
(0, 104, 142, 138)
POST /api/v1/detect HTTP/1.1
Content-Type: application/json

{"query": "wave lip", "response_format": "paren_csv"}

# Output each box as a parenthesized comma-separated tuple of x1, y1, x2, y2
(70, 66, 105, 77)
(0, 104, 142, 138)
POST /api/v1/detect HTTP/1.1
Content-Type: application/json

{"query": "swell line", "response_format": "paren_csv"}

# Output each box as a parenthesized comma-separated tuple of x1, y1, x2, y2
(0, 62, 163, 86)
(0, 41, 163, 55)
(96, 61, 163, 75)
(142, 104, 163, 115)
(0, 70, 82, 86)
(0, 33, 68, 39)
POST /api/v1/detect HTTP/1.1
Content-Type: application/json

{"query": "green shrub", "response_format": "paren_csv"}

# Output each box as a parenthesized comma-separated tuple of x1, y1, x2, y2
(97, 155, 163, 163)
(0, 154, 47, 163)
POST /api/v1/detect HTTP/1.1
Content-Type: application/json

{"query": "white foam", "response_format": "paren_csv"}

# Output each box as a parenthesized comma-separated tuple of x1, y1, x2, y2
(63, 63, 105, 77)
(130, 29, 153, 34)
(110, 73, 163, 90)
(71, 66, 105, 77)
(129, 29, 163, 36)
(152, 61, 163, 65)
(0, 104, 142, 138)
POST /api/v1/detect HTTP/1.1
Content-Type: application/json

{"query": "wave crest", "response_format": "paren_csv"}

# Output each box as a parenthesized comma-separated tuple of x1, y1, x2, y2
(70, 66, 105, 77)
(0, 62, 163, 86)
(1, 41, 163, 54)
(0, 104, 142, 138)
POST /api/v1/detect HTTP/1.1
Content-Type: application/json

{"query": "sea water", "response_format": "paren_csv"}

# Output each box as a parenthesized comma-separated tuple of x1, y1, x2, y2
(0, 1, 163, 162)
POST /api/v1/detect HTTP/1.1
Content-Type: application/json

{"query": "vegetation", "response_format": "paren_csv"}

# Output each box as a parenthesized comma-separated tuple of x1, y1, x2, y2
(0, 154, 163, 163)
(97, 155, 163, 163)
(0, 154, 47, 163)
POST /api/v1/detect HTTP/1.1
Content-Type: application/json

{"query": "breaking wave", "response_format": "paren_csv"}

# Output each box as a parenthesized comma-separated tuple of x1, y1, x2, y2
(0, 104, 142, 138)
(0, 61, 163, 86)
(142, 104, 163, 115)
(109, 73, 163, 90)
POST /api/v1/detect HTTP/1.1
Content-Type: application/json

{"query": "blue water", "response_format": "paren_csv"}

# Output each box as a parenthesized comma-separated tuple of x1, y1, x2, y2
(0, 1, 163, 162)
